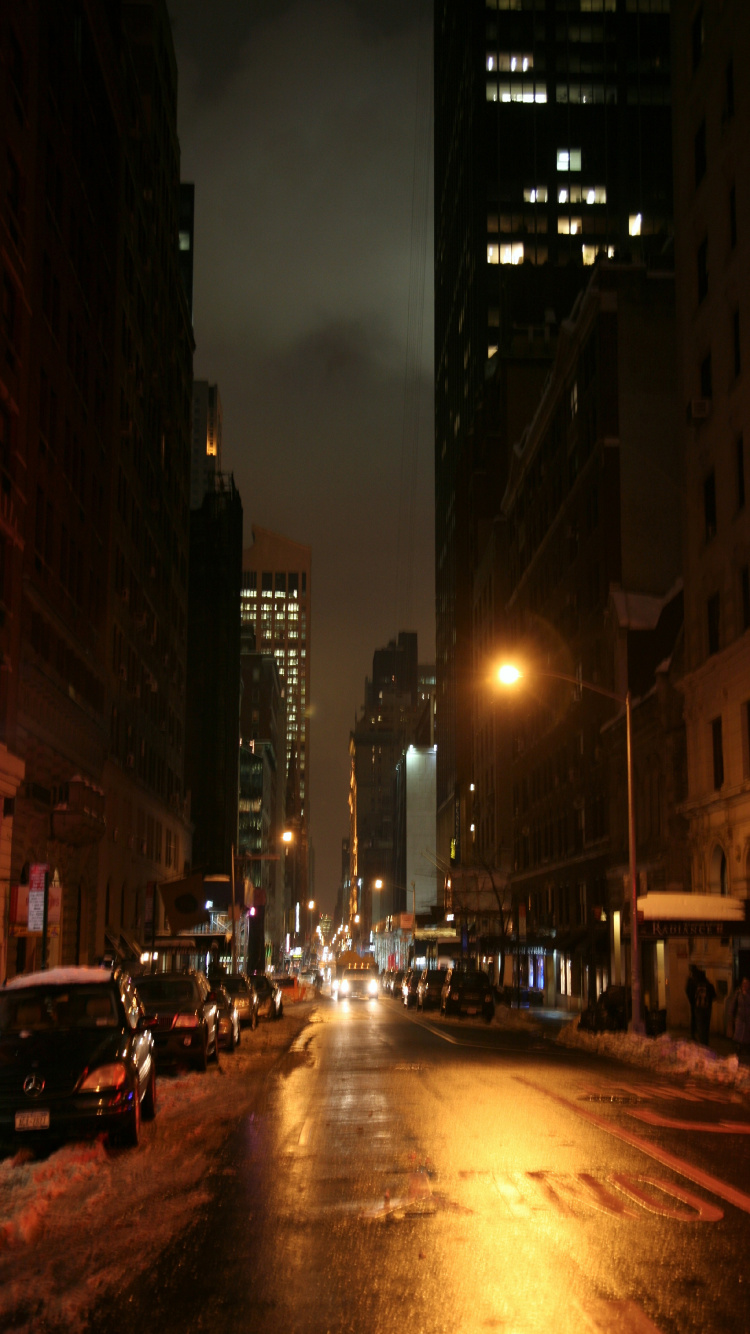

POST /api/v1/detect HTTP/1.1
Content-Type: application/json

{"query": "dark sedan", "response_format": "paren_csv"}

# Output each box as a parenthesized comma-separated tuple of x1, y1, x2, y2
(135, 970, 220, 1070)
(416, 969, 444, 1011)
(440, 968, 495, 1022)
(252, 973, 283, 1020)
(0, 966, 156, 1150)
(222, 974, 259, 1030)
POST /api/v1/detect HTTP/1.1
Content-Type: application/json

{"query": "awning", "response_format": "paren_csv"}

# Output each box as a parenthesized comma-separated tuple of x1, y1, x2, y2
(636, 891, 749, 938)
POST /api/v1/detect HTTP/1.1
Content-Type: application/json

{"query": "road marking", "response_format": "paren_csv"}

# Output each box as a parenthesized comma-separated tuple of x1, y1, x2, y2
(627, 1107, 750, 1135)
(577, 1296, 663, 1333)
(516, 1075, 750, 1216)
(298, 1117, 312, 1146)
(408, 1015, 517, 1052)
(609, 1173, 723, 1222)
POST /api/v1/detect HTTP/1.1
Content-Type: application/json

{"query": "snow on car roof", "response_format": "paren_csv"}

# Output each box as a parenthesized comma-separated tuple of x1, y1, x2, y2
(2, 966, 115, 990)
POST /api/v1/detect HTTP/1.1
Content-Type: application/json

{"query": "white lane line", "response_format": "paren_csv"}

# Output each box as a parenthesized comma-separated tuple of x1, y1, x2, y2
(298, 1117, 312, 1146)
(406, 1014, 519, 1052)
(516, 1075, 750, 1217)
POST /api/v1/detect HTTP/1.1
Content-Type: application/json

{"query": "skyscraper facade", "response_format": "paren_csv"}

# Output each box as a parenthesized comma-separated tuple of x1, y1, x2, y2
(672, 1, 750, 967)
(190, 380, 222, 511)
(241, 526, 311, 907)
(434, 0, 673, 870)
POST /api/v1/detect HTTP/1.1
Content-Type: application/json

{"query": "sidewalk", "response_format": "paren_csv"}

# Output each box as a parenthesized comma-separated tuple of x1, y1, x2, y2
(494, 1001, 750, 1094)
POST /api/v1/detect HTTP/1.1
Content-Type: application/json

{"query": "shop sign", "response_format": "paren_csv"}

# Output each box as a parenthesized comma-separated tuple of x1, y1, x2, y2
(639, 919, 738, 938)
(28, 890, 45, 933)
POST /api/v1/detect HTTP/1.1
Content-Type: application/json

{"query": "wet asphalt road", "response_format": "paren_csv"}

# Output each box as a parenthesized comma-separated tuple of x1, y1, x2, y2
(100, 997, 750, 1334)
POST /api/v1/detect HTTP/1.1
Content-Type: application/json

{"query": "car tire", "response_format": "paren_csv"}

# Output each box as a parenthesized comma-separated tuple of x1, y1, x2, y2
(209, 1027, 220, 1063)
(196, 1032, 208, 1072)
(119, 1082, 141, 1148)
(277, 1002, 283, 1020)
(251, 1008, 258, 1031)
(142, 1061, 157, 1120)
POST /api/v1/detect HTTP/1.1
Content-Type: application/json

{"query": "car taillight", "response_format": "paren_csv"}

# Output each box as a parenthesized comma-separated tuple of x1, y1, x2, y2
(80, 1062, 128, 1092)
(451, 989, 459, 998)
(174, 1014, 200, 1028)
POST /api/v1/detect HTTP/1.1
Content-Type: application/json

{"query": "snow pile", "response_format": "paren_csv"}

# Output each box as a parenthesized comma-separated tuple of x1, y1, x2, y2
(557, 1019, 750, 1094)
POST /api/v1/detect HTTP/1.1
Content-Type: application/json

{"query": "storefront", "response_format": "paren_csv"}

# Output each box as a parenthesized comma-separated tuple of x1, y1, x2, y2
(635, 891, 748, 1034)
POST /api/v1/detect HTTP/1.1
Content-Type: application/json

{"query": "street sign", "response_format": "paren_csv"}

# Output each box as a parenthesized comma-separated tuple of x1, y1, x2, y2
(28, 890, 45, 933)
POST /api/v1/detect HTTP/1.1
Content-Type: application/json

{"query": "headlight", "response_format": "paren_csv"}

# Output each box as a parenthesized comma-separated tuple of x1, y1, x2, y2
(340, 979, 349, 994)
(368, 979, 378, 995)
(80, 1062, 128, 1092)
(175, 1014, 200, 1028)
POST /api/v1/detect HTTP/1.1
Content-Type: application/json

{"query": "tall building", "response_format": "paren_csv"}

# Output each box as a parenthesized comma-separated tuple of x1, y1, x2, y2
(434, 0, 674, 872)
(500, 262, 685, 1008)
(672, 0, 750, 982)
(1, 1, 194, 976)
(190, 381, 222, 511)
(349, 633, 434, 932)
(185, 474, 243, 877)
(241, 526, 311, 908)
(239, 649, 287, 963)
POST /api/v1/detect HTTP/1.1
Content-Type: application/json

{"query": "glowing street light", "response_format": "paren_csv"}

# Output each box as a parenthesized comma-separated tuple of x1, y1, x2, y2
(497, 661, 643, 1034)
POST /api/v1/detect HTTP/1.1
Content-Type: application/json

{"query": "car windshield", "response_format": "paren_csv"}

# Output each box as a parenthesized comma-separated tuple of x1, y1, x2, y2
(344, 970, 368, 983)
(425, 972, 443, 984)
(0, 985, 118, 1032)
(455, 972, 488, 988)
(136, 977, 196, 1005)
(222, 977, 247, 995)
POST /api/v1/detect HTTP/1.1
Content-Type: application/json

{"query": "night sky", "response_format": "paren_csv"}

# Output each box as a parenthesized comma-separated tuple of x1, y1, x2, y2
(168, 1, 435, 911)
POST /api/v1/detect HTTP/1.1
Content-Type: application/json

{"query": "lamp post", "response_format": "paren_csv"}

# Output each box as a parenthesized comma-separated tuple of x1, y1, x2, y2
(282, 829, 297, 948)
(497, 663, 643, 1034)
(307, 898, 315, 954)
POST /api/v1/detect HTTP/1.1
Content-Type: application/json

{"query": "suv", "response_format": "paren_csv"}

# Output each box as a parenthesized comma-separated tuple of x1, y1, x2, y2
(135, 970, 220, 1070)
(440, 967, 495, 1022)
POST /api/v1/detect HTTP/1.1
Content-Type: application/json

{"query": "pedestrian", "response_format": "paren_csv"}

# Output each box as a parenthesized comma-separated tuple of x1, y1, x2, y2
(685, 963, 699, 1040)
(728, 975, 750, 1061)
(693, 968, 717, 1045)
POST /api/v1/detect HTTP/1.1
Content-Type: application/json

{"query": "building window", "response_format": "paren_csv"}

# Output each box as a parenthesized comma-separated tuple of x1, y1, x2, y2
(712, 716, 724, 790)
(742, 565, 750, 633)
(557, 149, 581, 173)
(707, 592, 720, 656)
(737, 434, 745, 509)
(700, 351, 713, 400)
(704, 470, 716, 541)
(694, 120, 706, 188)
(558, 217, 582, 236)
(697, 237, 708, 303)
(692, 7, 704, 72)
(730, 183, 737, 250)
(629, 213, 642, 237)
(523, 186, 548, 203)
(725, 58, 734, 119)
(733, 309, 741, 379)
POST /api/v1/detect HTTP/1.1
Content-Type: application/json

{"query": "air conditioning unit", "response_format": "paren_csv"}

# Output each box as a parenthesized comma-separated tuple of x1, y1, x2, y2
(690, 398, 711, 421)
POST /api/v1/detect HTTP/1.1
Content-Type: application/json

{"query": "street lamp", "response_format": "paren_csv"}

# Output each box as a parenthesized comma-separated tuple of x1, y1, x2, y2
(282, 829, 297, 945)
(307, 898, 315, 950)
(497, 662, 643, 1034)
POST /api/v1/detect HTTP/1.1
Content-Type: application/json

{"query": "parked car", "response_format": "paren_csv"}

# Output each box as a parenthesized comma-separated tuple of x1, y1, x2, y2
(417, 969, 444, 1011)
(440, 968, 495, 1022)
(252, 973, 283, 1020)
(222, 974, 259, 1030)
(337, 968, 379, 1000)
(389, 970, 405, 998)
(0, 966, 156, 1150)
(135, 970, 220, 1070)
(402, 969, 420, 1008)
(207, 984, 241, 1051)
(381, 968, 394, 993)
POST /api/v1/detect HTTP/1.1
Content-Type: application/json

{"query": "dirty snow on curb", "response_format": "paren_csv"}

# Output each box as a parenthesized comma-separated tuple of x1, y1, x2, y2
(557, 1017, 750, 1095)
(0, 1004, 316, 1334)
